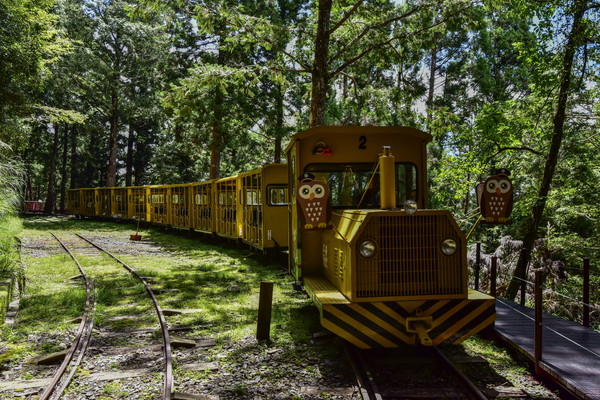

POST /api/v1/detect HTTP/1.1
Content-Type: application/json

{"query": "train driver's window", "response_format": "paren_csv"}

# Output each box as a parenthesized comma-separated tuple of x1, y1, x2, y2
(268, 185, 289, 206)
(304, 163, 417, 209)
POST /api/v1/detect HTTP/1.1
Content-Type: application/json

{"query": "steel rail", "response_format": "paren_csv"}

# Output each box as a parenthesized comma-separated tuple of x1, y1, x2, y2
(39, 233, 96, 400)
(75, 233, 174, 400)
(343, 343, 382, 400)
(345, 343, 490, 400)
(433, 347, 489, 400)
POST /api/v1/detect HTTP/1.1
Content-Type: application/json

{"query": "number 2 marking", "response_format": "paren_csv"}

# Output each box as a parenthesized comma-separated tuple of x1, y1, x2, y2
(359, 135, 367, 149)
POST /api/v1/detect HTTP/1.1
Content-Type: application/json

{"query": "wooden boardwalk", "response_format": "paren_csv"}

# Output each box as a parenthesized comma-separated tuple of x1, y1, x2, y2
(494, 298, 600, 400)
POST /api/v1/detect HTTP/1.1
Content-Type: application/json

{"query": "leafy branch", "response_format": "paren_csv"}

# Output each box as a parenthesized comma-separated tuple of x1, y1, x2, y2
(330, 1, 475, 79)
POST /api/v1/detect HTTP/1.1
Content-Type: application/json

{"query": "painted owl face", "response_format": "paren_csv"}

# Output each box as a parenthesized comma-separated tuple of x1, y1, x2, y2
(298, 183, 326, 200)
(297, 179, 330, 230)
(478, 172, 514, 224)
(485, 178, 511, 195)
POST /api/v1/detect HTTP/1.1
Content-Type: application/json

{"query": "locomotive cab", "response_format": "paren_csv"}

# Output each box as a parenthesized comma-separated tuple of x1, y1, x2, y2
(287, 126, 495, 348)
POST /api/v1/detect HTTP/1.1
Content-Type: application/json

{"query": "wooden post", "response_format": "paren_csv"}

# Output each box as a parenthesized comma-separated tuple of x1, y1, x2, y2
(490, 256, 497, 298)
(474, 242, 481, 291)
(534, 269, 543, 375)
(256, 281, 274, 342)
(583, 258, 590, 328)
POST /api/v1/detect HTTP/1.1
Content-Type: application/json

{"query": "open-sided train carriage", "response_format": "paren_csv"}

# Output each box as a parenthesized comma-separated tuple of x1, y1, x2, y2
(81, 188, 98, 217)
(169, 184, 191, 229)
(148, 185, 169, 225)
(127, 186, 150, 221)
(239, 164, 289, 251)
(190, 180, 215, 234)
(66, 189, 82, 216)
(214, 175, 240, 240)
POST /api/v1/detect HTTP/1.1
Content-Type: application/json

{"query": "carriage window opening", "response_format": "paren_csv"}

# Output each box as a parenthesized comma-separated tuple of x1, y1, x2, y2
(218, 190, 236, 206)
(151, 194, 164, 204)
(195, 193, 210, 205)
(304, 162, 417, 209)
(246, 189, 260, 206)
(268, 185, 288, 206)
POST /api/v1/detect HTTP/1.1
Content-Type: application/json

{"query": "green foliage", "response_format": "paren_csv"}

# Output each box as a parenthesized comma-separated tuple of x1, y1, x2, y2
(0, 140, 25, 288)
(1, 0, 598, 300)
(0, 217, 23, 321)
(0, 151, 24, 218)
(0, 0, 71, 140)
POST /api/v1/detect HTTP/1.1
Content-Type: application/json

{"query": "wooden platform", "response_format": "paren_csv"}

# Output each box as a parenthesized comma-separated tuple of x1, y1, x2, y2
(494, 298, 600, 400)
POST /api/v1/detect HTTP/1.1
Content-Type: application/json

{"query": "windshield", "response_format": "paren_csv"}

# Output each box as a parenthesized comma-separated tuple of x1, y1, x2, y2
(304, 163, 417, 209)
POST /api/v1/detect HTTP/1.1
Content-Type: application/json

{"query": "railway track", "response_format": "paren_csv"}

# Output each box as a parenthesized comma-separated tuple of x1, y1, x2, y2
(39, 233, 173, 400)
(345, 343, 490, 400)
(38, 233, 96, 400)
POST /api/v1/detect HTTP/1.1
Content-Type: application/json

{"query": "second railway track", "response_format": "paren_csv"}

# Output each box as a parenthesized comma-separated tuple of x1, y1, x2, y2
(42, 232, 174, 400)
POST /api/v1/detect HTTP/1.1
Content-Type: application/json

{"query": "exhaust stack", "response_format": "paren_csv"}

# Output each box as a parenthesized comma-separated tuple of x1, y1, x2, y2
(379, 146, 396, 209)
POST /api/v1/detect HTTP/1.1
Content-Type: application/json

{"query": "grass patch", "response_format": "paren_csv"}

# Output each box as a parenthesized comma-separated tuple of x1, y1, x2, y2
(100, 380, 127, 397)
(1, 216, 324, 371)
(461, 335, 555, 397)
(0, 216, 23, 320)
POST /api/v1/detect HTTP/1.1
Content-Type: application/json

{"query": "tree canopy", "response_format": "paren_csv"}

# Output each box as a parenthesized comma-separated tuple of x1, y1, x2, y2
(1, 0, 599, 303)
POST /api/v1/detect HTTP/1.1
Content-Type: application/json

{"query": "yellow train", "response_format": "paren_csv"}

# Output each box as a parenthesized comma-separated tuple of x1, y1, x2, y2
(67, 126, 495, 348)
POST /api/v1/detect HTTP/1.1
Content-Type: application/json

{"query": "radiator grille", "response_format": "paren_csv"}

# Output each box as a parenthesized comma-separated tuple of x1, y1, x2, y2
(355, 214, 463, 298)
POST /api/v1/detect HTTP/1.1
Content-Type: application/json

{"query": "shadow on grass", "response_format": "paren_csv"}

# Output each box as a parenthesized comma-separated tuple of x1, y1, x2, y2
(18, 288, 86, 325)
(21, 215, 135, 233)
(20, 215, 322, 344)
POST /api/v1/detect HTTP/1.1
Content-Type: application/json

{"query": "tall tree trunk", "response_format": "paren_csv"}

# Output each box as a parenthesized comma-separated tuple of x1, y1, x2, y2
(505, 0, 587, 299)
(210, 86, 224, 179)
(26, 171, 32, 201)
(426, 42, 437, 128)
(209, 27, 227, 180)
(125, 123, 135, 187)
(83, 129, 99, 187)
(133, 140, 144, 186)
(309, 0, 332, 128)
(106, 89, 119, 187)
(59, 124, 69, 213)
(69, 126, 78, 189)
(274, 83, 284, 164)
(44, 123, 60, 214)
(133, 124, 148, 186)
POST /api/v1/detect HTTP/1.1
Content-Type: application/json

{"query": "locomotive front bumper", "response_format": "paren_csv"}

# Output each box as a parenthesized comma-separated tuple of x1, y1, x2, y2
(303, 276, 495, 348)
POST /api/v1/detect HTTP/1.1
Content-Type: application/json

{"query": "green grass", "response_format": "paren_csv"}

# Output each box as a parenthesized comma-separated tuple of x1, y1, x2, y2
(1, 216, 324, 370)
(0, 216, 23, 320)
(461, 335, 555, 397)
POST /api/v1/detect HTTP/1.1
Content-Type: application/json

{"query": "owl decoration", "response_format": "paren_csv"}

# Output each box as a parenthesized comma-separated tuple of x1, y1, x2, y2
(297, 173, 331, 230)
(476, 168, 514, 224)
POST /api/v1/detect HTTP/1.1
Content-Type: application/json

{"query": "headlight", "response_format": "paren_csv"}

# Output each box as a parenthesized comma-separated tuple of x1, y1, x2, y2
(404, 200, 418, 215)
(441, 238, 457, 256)
(359, 239, 378, 259)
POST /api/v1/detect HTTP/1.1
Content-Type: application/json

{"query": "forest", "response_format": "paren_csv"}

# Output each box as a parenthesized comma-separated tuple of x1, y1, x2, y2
(0, 0, 599, 323)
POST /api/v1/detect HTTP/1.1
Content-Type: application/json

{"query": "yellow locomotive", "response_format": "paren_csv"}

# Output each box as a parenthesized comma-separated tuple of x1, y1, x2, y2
(67, 126, 495, 348)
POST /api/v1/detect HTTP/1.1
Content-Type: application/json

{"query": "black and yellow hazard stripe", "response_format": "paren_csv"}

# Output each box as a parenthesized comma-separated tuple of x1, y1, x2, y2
(318, 291, 495, 348)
